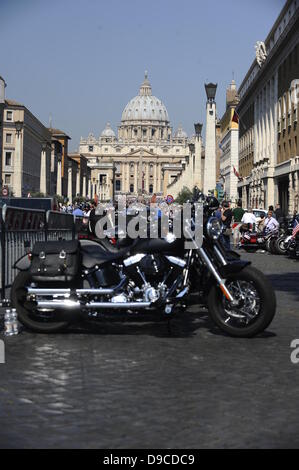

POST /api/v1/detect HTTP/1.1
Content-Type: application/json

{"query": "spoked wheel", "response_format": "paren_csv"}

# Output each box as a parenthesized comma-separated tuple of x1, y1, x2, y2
(11, 271, 71, 333)
(207, 266, 276, 337)
(275, 236, 288, 255)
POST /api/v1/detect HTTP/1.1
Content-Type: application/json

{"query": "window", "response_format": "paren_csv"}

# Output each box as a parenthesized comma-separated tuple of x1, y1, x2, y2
(5, 133, 12, 144)
(104, 148, 108, 152)
(6, 111, 12, 121)
(99, 174, 106, 184)
(4, 174, 11, 185)
(5, 151, 12, 166)
(115, 180, 121, 191)
(130, 184, 134, 193)
(88, 145, 94, 152)
(149, 184, 153, 194)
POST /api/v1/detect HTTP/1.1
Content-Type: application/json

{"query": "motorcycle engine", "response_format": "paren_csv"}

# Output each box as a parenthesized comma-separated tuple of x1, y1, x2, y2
(123, 253, 186, 302)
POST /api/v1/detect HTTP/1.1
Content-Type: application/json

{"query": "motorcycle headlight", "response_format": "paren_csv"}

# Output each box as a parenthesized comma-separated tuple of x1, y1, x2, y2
(206, 217, 222, 240)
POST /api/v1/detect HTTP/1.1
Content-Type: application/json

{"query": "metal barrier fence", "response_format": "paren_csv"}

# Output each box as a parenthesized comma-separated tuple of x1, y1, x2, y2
(0, 205, 75, 299)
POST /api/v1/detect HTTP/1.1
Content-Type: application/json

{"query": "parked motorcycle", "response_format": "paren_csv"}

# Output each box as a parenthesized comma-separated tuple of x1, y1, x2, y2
(239, 224, 278, 253)
(11, 193, 276, 338)
(286, 218, 299, 259)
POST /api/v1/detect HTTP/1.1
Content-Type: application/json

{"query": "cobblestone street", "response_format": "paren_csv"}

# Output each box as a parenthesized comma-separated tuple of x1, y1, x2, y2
(0, 252, 299, 449)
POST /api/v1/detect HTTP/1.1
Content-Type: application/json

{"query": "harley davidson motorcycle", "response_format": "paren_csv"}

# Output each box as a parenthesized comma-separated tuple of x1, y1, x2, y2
(11, 194, 276, 338)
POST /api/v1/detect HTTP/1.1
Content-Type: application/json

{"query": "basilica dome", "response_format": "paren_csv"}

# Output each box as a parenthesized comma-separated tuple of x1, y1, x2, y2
(121, 72, 169, 123)
(174, 125, 188, 138)
(101, 122, 116, 137)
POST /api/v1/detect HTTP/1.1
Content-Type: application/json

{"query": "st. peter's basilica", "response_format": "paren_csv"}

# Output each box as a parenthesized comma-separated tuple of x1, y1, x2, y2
(79, 72, 203, 200)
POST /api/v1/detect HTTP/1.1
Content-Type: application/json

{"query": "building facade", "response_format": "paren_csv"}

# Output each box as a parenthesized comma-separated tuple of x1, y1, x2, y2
(79, 73, 194, 200)
(237, 0, 299, 214)
(2, 98, 52, 197)
(219, 80, 240, 203)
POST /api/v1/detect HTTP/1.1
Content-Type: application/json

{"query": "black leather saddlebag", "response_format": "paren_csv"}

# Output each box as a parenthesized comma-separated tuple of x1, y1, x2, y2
(30, 240, 80, 282)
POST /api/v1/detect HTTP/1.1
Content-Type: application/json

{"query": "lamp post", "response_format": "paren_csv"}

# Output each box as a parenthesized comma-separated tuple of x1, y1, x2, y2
(193, 122, 203, 190)
(14, 120, 24, 196)
(194, 123, 203, 137)
(40, 141, 48, 195)
(204, 83, 217, 105)
(203, 83, 217, 195)
(0, 76, 6, 191)
(56, 151, 62, 196)
(111, 163, 116, 202)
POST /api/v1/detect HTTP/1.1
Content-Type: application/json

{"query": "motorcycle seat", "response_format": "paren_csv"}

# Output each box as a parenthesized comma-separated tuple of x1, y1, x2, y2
(80, 240, 129, 268)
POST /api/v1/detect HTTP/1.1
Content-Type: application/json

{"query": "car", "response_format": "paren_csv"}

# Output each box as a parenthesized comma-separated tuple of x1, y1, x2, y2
(252, 209, 267, 220)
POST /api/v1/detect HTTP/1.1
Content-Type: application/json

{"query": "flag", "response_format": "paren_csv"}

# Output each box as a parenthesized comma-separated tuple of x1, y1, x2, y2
(233, 166, 241, 180)
(232, 109, 239, 124)
(292, 221, 299, 238)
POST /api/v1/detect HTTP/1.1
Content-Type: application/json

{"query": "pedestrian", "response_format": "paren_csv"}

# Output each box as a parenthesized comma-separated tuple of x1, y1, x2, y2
(221, 201, 233, 251)
(241, 207, 257, 229)
(232, 200, 245, 248)
(263, 210, 279, 234)
(215, 205, 222, 220)
(73, 204, 84, 217)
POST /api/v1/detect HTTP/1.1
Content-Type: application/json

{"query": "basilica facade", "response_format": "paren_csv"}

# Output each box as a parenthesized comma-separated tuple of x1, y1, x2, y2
(79, 73, 200, 200)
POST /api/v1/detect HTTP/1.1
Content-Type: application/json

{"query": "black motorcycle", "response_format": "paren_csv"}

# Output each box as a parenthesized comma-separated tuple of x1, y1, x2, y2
(11, 194, 276, 338)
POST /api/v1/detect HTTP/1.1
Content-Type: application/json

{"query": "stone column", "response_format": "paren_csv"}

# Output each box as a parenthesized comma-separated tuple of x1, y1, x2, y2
(67, 164, 72, 202)
(193, 135, 202, 189)
(289, 172, 294, 215)
(153, 161, 157, 193)
(203, 101, 217, 194)
(145, 162, 149, 193)
(76, 169, 80, 196)
(56, 159, 62, 196)
(82, 174, 86, 197)
(157, 163, 161, 193)
(87, 178, 91, 199)
(40, 146, 47, 195)
(163, 169, 169, 196)
(294, 171, 299, 212)
(14, 130, 23, 197)
(134, 163, 138, 194)
(126, 163, 130, 192)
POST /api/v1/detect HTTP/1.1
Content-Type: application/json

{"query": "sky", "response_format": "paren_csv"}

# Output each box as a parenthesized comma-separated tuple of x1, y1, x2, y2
(1, 0, 285, 151)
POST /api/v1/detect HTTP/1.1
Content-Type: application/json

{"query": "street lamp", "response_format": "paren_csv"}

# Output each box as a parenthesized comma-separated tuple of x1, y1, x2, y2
(15, 120, 23, 136)
(204, 83, 217, 103)
(112, 163, 116, 201)
(194, 123, 203, 136)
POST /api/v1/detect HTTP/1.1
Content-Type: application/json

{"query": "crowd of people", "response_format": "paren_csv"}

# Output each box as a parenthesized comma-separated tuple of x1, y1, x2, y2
(214, 200, 298, 250)
(58, 195, 298, 252)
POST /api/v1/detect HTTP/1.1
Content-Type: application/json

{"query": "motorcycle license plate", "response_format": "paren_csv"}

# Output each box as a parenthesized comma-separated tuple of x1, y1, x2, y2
(257, 238, 263, 243)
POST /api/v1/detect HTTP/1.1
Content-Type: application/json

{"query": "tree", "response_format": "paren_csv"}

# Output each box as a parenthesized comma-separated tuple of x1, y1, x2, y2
(175, 187, 193, 205)
(30, 192, 45, 198)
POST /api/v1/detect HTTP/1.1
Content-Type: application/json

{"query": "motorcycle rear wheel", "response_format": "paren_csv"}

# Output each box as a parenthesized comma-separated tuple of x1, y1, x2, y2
(11, 271, 72, 333)
(207, 266, 276, 338)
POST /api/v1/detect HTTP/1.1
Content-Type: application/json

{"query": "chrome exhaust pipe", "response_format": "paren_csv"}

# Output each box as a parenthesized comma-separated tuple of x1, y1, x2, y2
(36, 300, 151, 309)
(27, 288, 115, 296)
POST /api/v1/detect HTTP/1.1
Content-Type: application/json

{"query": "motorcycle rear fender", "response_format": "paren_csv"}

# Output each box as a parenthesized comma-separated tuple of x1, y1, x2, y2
(14, 254, 31, 271)
(219, 260, 251, 278)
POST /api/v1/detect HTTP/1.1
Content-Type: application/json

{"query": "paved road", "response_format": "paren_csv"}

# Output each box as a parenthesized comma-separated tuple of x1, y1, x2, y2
(0, 252, 299, 449)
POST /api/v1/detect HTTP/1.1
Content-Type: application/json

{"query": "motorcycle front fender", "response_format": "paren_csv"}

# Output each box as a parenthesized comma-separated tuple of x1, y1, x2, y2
(13, 254, 31, 271)
(219, 260, 251, 278)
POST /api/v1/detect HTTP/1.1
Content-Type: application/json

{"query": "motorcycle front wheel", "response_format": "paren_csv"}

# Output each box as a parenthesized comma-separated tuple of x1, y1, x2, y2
(207, 266, 276, 338)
